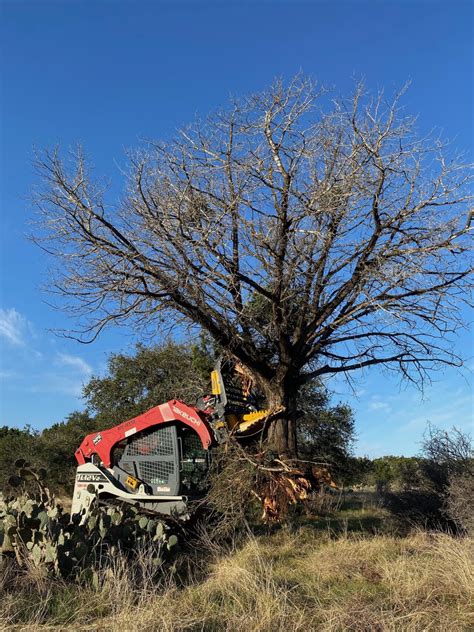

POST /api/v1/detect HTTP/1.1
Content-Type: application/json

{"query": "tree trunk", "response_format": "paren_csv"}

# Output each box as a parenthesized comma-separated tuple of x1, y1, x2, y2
(266, 386, 298, 459)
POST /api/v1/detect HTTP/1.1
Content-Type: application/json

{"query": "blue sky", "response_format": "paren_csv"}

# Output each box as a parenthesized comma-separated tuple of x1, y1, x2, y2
(0, 0, 472, 456)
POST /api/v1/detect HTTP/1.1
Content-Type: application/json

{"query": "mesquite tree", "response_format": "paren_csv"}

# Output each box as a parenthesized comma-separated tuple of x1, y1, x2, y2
(34, 77, 472, 458)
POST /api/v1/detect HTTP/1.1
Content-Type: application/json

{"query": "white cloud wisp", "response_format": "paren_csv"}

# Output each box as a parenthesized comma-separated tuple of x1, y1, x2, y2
(56, 353, 93, 376)
(0, 308, 29, 346)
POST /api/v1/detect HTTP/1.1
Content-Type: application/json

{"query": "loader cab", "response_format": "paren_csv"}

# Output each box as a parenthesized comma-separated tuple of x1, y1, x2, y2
(178, 425, 211, 494)
(114, 423, 211, 498)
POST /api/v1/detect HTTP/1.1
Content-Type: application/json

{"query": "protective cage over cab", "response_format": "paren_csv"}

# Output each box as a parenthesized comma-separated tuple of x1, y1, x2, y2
(71, 400, 215, 519)
(114, 423, 211, 497)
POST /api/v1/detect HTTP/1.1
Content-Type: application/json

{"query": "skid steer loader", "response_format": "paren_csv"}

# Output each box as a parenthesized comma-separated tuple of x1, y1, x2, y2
(71, 359, 276, 520)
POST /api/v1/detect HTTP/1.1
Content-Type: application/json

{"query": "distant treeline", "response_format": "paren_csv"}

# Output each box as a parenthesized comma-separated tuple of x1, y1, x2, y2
(341, 455, 437, 491)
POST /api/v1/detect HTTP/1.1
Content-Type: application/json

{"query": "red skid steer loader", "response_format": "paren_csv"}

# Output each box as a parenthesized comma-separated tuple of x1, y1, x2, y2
(72, 359, 276, 519)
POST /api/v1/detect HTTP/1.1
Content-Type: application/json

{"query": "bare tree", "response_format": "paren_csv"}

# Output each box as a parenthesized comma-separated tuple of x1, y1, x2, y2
(34, 77, 472, 458)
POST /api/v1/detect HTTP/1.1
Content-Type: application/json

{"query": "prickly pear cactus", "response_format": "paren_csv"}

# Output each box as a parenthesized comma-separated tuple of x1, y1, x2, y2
(0, 463, 178, 579)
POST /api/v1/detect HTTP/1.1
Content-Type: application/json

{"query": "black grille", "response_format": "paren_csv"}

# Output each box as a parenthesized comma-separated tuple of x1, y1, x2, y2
(125, 427, 174, 457)
(119, 425, 179, 495)
(139, 460, 174, 485)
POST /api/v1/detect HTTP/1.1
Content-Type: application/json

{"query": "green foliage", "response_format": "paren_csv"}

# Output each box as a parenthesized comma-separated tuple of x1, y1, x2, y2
(372, 458, 397, 492)
(341, 457, 375, 487)
(83, 340, 214, 427)
(298, 383, 355, 481)
(0, 415, 100, 494)
(38, 411, 101, 492)
(359, 456, 426, 491)
(0, 426, 39, 490)
(0, 465, 177, 580)
(339, 456, 430, 491)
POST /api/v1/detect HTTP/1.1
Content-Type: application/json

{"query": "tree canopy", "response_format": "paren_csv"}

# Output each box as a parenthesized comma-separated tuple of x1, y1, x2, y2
(34, 76, 472, 456)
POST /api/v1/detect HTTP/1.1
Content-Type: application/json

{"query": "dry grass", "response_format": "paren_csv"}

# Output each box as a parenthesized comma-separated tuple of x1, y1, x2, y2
(2, 520, 472, 632)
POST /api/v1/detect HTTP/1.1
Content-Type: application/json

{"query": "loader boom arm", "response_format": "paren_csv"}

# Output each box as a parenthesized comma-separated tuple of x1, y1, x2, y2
(75, 400, 214, 467)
